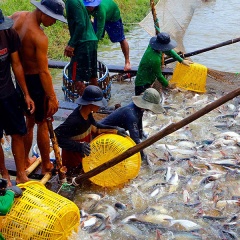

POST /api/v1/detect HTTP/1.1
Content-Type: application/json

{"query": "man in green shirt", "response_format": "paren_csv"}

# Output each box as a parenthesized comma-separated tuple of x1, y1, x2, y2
(135, 32, 192, 95)
(83, 0, 131, 71)
(64, 0, 98, 95)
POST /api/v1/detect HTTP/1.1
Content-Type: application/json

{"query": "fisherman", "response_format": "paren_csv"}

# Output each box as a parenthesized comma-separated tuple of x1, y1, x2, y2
(83, 0, 131, 71)
(10, 0, 67, 175)
(0, 9, 35, 185)
(64, 0, 98, 96)
(135, 32, 193, 96)
(99, 88, 165, 159)
(54, 85, 127, 175)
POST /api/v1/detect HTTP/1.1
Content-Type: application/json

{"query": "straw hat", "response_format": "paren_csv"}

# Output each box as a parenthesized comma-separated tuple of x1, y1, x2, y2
(76, 85, 107, 108)
(132, 88, 165, 114)
(31, 0, 67, 23)
(0, 9, 13, 30)
(150, 32, 177, 51)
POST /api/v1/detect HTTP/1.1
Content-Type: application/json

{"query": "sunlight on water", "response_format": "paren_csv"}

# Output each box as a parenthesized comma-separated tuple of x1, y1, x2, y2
(184, 0, 240, 73)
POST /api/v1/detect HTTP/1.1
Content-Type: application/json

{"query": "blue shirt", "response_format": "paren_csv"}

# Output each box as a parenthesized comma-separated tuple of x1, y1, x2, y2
(99, 102, 143, 144)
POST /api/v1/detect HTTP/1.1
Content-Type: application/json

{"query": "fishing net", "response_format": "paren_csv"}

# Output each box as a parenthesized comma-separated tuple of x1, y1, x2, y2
(139, 0, 240, 93)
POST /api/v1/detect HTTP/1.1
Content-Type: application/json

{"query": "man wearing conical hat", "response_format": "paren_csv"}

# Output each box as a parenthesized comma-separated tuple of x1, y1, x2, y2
(135, 32, 193, 96)
(10, 0, 67, 175)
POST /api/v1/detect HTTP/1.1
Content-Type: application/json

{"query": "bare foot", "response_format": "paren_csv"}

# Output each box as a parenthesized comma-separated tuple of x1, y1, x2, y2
(124, 62, 131, 71)
(25, 155, 37, 169)
(41, 162, 54, 175)
(1, 170, 12, 187)
(16, 172, 29, 185)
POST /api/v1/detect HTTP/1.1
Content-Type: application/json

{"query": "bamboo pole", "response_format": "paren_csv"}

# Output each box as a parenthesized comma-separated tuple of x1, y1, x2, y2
(165, 37, 240, 64)
(40, 172, 52, 185)
(25, 157, 42, 176)
(46, 119, 67, 183)
(150, 0, 160, 35)
(73, 87, 240, 185)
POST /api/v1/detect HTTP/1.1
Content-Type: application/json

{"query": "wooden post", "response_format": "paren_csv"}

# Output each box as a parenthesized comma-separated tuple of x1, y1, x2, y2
(73, 87, 240, 184)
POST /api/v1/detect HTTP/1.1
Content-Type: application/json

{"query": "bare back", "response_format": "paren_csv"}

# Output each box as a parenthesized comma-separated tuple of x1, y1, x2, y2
(10, 10, 49, 75)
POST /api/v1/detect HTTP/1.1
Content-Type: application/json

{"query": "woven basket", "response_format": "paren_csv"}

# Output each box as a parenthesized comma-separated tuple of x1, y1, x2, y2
(82, 134, 141, 187)
(0, 181, 80, 240)
(169, 62, 207, 93)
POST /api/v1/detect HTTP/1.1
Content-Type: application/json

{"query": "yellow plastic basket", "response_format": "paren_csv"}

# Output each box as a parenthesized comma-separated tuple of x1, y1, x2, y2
(169, 62, 207, 93)
(0, 181, 80, 240)
(82, 134, 141, 187)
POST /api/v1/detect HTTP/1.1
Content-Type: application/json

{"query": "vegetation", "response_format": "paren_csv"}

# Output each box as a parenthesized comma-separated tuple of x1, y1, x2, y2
(0, 0, 151, 61)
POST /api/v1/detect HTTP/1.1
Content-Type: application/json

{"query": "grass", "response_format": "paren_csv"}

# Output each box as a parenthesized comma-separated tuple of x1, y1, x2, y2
(0, 0, 151, 61)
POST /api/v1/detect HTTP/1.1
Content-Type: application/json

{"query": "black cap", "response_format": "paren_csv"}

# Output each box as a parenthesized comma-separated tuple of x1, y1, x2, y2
(0, 9, 14, 30)
(76, 85, 107, 107)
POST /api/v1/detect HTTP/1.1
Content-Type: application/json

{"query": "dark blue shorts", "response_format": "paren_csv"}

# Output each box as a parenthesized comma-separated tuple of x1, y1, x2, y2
(0, 92, 27, 138)
(68, 41, 98, 82)
(94, 18, 125, 43)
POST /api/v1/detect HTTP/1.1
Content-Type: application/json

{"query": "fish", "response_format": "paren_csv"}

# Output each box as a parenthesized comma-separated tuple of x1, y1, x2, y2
(81, 216, 97, 229)
(168, 171, 179, 185)
(168, 219, 202, 231)
(164, 166, 172, 182)
(215, 199, 240, 208)
(130, 213, 174, 225)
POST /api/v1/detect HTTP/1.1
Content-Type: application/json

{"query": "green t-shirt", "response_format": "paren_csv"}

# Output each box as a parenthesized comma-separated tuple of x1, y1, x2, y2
(0, 233, 5, 240)
(65, 0, 98, 47)
(0, 190, 14, 216)
(135, 45, 183, 87)
(88, 0, 121, 40)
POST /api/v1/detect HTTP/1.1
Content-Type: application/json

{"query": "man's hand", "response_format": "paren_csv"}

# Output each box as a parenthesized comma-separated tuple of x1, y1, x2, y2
(24, 94, 35, 114)
(64, 45, 75, 57)
(79, 142, 91, 157)
(7, 186, 22, 198)
(46, 95, 59, 117)
(168, 83, 176, 89)
(182, 59, 193, 66)
(116, 127, 128, 137)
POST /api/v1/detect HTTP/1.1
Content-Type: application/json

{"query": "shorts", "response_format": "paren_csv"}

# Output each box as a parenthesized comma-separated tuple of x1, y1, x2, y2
(94, 18, 125, 43)
(68, 41, 98, 82)
(17, 74, 46, 123)
(135, 84, 151, 96)
(0, 91, 27, 138)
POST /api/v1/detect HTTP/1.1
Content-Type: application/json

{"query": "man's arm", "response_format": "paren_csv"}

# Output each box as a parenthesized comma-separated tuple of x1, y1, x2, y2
(35, 35, 58, 117)
(11, 51, 35, 114)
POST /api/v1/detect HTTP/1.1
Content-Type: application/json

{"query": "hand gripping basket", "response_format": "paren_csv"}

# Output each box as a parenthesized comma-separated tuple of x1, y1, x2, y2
(169, 62, 207, 93)
(0, 181, 80, 240)
(82, 134, 141, 187)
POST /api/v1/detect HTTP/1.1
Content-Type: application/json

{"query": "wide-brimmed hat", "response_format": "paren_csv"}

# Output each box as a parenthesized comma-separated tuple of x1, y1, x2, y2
(132, 88, 165, 114)
(0, 9, 13, 30)
(149, 32, 177, 51)
(76, 85, 107, 108)
(83, 0, 102, 7)
(31, 0, 67, 23)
